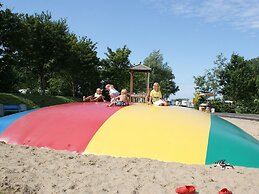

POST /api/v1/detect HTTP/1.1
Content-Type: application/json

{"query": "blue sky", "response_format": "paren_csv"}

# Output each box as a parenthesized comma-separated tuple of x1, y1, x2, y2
(2, 0, 259, 98)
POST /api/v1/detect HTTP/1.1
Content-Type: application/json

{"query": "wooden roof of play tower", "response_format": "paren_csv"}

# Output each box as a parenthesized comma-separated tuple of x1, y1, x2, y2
(130, 63, 151, 72)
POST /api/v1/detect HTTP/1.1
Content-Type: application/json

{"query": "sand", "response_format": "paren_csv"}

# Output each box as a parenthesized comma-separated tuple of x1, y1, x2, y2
(0, 117, 258, 194)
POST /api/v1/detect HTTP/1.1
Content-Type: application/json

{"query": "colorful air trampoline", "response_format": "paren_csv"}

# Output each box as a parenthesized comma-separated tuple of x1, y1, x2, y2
(0, 102, 258, 168)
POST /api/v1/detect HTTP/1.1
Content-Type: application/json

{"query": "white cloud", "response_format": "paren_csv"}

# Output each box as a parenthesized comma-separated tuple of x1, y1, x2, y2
(146, 0, 259, 31)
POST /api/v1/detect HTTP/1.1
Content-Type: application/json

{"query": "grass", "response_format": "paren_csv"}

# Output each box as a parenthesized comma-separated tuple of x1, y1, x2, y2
(0, 93, 81, 110)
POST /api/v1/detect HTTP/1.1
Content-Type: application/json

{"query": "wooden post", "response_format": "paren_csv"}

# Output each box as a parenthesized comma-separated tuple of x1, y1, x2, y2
(130, 71, 134, 102)
(146, 72, 150, 94)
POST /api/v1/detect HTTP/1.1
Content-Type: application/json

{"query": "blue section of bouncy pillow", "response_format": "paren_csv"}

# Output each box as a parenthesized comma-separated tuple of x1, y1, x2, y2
(0, 109, 37, 134)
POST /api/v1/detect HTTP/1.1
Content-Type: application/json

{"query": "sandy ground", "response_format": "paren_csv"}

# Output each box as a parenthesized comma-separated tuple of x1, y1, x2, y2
(0, 117, 258, 194)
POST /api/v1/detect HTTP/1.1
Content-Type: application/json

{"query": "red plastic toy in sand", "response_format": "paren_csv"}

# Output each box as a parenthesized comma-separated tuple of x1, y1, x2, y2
(175, 185, 196, 194)
(219, 188, 233, 194)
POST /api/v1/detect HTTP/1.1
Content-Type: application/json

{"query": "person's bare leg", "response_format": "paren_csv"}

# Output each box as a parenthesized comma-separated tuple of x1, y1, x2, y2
(102, 96, 106, 102)
(94, 96, 103, 102)
(85, 95, 93, 101)
(107, 98, 115, 107)
(107, 101, 115, 107)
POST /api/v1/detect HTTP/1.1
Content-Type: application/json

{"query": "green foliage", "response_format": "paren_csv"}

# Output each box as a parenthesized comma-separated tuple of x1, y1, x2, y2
(0, 9, 70, 94)
(194, 53, 226, 98)
(193, 93, 205, 110)
(234, 100, 259, 114)
(0, 7, 101, 97)
(62, 34, 100, 97)
(194, 53, 259, 114)
(47, 73, 72, 96)
(194, 75, 206, 93)
(219, 54, 257, 102)
(208, 99, 236, 113)
(142, 50, 179, 97)
(0, 9, 24, 92)
(101, 46, 131, 90)
(0, 7, 179, 100)
(0, 92, 80, 109)
(247, 57, 259, 98)
(132, 72, 147, 93)
(19, 12, 70, 94)
(0, 65, 18, 92)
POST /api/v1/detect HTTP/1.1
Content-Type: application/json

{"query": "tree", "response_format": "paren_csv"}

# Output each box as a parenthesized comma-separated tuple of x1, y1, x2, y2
(61, 34, 100, 97)
(18, 12, 70, 94)
(0, 6, 102, 97)
(247, 57, 259, 99)
(219, 54, 258, 113)
(194, 53, 259, 113)
(219, 54, 256, 101)
(101, 46, 131, 90)
(143, 50, 179, 97)
(193, 75, 207, 93)
(0, 8, 25, 92)
(194, 53, 227, 99)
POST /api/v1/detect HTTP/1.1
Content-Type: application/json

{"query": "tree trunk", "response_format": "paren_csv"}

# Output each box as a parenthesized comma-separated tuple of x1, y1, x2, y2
(39, 73, 45, 95)
(38, 62, 45, 95)
(72, 81, 75, 97)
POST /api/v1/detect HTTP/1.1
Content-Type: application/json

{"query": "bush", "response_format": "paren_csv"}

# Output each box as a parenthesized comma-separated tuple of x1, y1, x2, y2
(193, 94, 206, 110)
(235, 100, 259, 114)
(0, 92, 81, 110)
(208, 98, 259, 114)
(208, 99, 236, 113)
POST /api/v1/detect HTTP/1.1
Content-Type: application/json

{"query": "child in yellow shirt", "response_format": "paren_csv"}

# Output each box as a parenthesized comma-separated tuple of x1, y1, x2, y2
(148, 82, 168, 106)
